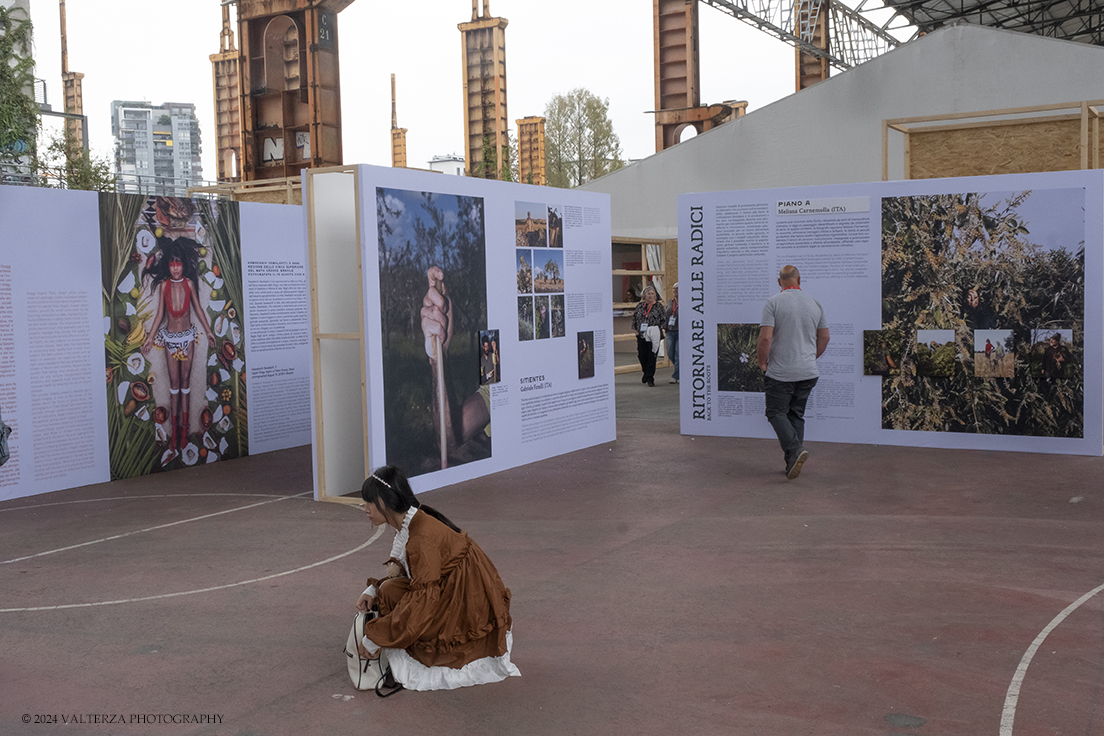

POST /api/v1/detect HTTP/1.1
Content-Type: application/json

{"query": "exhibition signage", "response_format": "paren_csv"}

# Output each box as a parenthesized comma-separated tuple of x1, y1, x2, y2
(357, 165, 616, 492)
(0, 186, 311, 502)
(678, 170, 1103, 455)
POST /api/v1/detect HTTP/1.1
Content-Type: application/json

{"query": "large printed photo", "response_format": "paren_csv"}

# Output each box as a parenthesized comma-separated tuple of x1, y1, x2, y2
(101, 194, 246, 479)
(880, 189, 1085, 437)
(376, 188, 489, 476)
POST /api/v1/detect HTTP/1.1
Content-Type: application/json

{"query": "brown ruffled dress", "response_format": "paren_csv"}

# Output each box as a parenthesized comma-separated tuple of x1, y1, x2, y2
(363, 509, 518, 688)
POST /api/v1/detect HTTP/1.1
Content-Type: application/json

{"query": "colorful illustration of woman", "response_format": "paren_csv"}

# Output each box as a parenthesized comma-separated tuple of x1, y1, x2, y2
(140, 237, 215, 456)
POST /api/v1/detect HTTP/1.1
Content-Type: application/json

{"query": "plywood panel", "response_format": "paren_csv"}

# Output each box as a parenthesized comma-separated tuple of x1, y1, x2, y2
(909, 119, 1082, 179)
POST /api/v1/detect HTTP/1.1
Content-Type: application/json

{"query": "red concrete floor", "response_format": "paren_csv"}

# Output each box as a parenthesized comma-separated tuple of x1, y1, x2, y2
(2, 367, 1102, 736)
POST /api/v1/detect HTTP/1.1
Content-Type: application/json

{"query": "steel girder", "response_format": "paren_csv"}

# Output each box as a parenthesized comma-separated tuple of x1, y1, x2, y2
(702, 0, 1104, 73)
(699, 0, 908, 69)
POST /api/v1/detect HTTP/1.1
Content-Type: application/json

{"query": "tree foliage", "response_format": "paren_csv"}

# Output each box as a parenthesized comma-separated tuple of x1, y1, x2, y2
(32, 131, 117, 191)
(0, 5, 39, 168)
(544, 88, 623, 189)
(880, 191, 1084, 437)
(541, 257, 560, 281)
(474, 133, 513, 181)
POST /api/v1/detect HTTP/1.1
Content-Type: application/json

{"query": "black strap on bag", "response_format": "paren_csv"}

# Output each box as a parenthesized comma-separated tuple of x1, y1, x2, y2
(374, 667, 403, 698)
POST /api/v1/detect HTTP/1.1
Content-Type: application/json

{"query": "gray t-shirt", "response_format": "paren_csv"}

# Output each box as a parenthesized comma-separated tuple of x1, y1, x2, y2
(761, 288, 827, 382)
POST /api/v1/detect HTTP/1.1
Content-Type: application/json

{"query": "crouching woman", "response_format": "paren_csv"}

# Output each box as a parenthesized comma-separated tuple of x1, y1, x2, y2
(355, 466, 520, 690)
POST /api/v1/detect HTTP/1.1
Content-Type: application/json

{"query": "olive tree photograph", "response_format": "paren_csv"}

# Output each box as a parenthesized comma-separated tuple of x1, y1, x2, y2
(880, 188, 1084, 437)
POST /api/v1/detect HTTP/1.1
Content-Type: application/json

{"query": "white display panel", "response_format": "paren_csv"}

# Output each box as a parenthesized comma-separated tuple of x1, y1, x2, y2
(678, 170, 1103, 456)
(357, 165, 616, 492)
(0, 186, 311, 502)
(0, 187, 110, 501)
(241, 202, 313, 455)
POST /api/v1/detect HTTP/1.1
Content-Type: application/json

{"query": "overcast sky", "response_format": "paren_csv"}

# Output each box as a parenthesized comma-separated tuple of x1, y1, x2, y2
(26, 0, 815, 181)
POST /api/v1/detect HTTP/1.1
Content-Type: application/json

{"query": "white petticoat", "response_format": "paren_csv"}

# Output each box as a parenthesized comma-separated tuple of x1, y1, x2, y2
(385, 629, 520, 691)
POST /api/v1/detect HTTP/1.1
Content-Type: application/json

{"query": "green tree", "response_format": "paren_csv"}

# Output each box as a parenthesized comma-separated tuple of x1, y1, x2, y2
(544, 88, 623, 189)
(32, 131, 117, 191)
(541, 257, 560, 282)
(473, 132, 513, 181)
(0, 5, 39, 174)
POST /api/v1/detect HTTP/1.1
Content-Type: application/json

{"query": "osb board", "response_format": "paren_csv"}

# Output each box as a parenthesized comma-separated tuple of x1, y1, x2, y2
(909, 119, 1083, 179)
(232, 188, 303, 205)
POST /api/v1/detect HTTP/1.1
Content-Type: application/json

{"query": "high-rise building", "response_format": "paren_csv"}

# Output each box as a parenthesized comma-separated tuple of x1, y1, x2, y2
(110, 100, 203, 195)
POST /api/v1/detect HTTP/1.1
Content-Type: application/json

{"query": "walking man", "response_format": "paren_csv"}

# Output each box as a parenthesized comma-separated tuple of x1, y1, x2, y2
(757, 265, 829, 479)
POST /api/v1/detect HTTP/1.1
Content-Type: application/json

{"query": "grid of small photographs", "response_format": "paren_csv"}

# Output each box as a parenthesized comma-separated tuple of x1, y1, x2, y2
(516, 200, 565, 342)
(862, 327, 1076, 380)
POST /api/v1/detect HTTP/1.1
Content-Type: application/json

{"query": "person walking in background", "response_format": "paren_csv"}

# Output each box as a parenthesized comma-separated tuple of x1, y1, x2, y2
(632, 285, 666, 387)
(666, 283, 680, 384)
(757, 265, 829, 480)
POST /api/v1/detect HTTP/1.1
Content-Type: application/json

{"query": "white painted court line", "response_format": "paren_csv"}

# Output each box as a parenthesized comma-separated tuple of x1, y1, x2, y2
(0, 492, 313, 566)
(0, 493, 300, 513)
(0, 525, 385, 612)
(1000, 580, 1104, 736)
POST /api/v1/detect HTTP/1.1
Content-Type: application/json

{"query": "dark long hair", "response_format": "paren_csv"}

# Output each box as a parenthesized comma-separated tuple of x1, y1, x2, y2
(361, 465, 461, 533)
(146, 236, 202, 292)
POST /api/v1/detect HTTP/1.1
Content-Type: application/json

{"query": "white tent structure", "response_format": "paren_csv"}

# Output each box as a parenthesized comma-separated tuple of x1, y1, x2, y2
(582, 24, 1104, 239)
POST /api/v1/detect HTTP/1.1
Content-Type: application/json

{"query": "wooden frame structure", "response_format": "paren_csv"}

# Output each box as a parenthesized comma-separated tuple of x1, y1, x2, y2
(303, 166, 367, 505)
(883, 99, 1104, 180)
(188, 176, 302, 205)
(612, 236, 677, 374)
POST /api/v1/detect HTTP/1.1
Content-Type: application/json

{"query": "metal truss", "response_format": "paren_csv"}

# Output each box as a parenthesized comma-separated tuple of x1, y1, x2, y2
(879, 0, 1104, 46)
(702, 0, 1104, 73)
(700, 0, 912, 69)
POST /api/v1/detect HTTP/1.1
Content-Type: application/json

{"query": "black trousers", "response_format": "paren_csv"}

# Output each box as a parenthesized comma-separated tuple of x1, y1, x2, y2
(637, 336, 657, 385)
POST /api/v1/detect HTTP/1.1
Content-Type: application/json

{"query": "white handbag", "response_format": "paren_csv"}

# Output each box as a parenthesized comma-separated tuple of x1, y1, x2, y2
(344, 611, 385, 691)
(343, 611, 403, 696)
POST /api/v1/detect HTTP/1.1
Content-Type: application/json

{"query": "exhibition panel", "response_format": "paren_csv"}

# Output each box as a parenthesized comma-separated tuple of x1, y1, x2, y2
(679, 170, 1103, 455)
(0, 186, 311, 502)
(355, 165, 616, 493)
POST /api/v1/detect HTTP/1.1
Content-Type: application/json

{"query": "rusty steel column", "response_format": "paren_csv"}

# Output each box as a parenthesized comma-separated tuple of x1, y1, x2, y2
(210, 3, 242, 182)
(795, 0, 830, 91)
(391, 74, 408, 168)
(653, 0, 699, 152)
(237, 0, 354, 182)
(516, 116, 545, 186)
(459, 0, 509, 179)
(59, 0, 85, 149)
